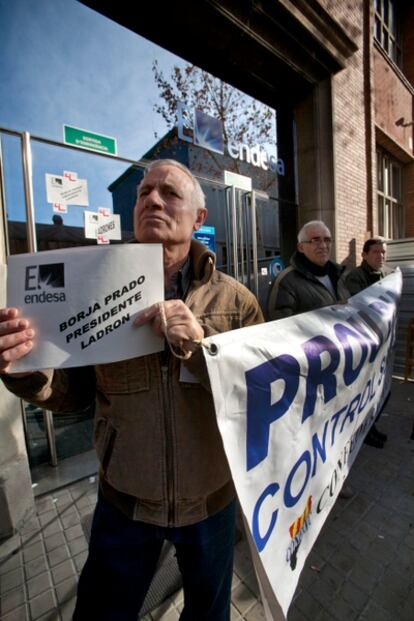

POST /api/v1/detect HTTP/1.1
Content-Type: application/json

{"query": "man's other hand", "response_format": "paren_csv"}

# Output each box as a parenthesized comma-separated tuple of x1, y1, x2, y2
(0, 307, 35, 374)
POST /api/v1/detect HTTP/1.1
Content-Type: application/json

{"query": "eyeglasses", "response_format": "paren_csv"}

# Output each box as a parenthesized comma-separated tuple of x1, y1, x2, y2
(301, 237, 332, 245)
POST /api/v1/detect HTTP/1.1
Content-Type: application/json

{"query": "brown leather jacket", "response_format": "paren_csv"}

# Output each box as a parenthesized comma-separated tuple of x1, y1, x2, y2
(3, 241, 263, 527)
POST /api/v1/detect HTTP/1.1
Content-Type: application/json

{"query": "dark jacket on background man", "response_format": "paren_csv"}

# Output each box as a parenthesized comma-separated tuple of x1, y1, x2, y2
(345, 259, 393, 296)
(3, 240, 263, 528)
(267, 250, 349, 320)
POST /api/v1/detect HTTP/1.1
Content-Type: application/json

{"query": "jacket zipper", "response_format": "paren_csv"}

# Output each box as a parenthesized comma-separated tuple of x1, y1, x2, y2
(161, 361, 175, 526)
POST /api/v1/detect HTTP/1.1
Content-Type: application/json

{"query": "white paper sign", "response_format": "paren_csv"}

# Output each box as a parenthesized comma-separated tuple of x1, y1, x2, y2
(7, 244, 164, 372)
(45, 173, 89, 206)
(202, 271, 402, 618)
(84, 211, 121, 241)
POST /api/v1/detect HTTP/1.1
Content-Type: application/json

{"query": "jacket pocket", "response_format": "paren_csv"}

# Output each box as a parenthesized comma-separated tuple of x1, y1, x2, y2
(95, 357, 150, 394)
(197, 311, 242, 333)
(94, 417, 117, 472)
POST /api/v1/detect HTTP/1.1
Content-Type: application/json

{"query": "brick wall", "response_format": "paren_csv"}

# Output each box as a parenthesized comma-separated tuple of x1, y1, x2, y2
(374, 49, 413, 156)
(317, 0, 414, 254)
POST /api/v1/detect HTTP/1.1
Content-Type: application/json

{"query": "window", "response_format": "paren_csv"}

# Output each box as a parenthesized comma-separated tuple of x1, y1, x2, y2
(376, 149, 404, 238)
(374, 0, 402, 67)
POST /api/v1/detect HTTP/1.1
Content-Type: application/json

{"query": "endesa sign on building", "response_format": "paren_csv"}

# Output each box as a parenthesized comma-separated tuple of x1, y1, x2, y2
(177, 102, 285, 175)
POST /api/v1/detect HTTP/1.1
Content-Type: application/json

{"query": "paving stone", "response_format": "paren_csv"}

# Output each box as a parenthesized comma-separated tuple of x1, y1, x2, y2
(67, 536, 87, 557)
(26, 571, 52, 600)
(24, 556, 48, 580)
(291, 589, 321, 620)
(321, 596, 359, 621)
(305, 574, 336, 607)
(29, 589, 56, 620)
(316, 610, 342, 621)
(55, 575, 77, 605)
(19, 516, 41, 535)
(394, 544, 414, 574)
(38, 510, 58, 527)
(22, 542, 44, 564)
(44, 533, 66, 553)
(234, 542, 254, 580)
(42, 521, 62, 538)
(230, 603, 242, 620)
(0, 586, 25, 615)
(244, 601, 266, 620)
(316, 564, 345, 594)
(340, 579, 369, 611)
(59, 596, 76, 621)
(1, 604, 29, 621)
(51, 559, 76, 586)
(35, 612, 61, 621)
(349, 556, 385, 592)
(231, 582, 257, 615)
(151, 607, 180, 621)
(0, 568, 24, 594)
(72, 550, 88, 574)
(74, 495, 90, 510)
(63, 524, 83, 542)
(287, 605, 310, 621)
(329, 547, 360, 575)
(242, 570, 260, 597)
(0, 537, 21, 555)
(60, 512, 79, 529)
(47, 544, 71, 568)
(20, 531, 42, 547)
(359, 600, 393, 621)
(0, 553, 21, 575)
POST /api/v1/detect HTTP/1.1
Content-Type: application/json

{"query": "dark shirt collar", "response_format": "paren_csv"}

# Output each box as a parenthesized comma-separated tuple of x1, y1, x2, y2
(296, 251, 329, 276)
(165, 255, 192, 301)
(361, 259, 383, 275)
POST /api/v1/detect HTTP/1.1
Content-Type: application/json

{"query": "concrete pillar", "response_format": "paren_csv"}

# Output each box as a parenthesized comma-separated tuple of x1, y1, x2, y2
(294, 79, 336, 248)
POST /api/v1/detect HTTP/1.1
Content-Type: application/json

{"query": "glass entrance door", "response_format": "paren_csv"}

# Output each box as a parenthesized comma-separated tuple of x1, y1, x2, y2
(196, 178, 285, 310)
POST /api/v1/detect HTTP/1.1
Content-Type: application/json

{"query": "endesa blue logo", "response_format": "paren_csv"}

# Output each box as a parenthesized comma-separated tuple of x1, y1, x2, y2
(177, 102, 285, 175)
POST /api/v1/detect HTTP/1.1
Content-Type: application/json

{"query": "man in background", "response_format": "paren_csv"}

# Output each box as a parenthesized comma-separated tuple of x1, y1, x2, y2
(267, 220, 353, 498)
(267, 219, 348, 320)
(345, 236, 392, 448)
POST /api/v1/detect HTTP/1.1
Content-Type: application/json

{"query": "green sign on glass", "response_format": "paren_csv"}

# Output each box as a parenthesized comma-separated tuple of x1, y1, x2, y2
(63, 125, 117, 155)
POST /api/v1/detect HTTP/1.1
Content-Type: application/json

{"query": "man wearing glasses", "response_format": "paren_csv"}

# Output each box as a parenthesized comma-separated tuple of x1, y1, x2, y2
(267, 220, 349, 319)
(267, 219, 353, 498)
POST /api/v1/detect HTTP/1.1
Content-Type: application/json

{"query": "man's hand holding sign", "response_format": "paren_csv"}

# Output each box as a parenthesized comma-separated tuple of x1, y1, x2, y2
(0, 307, 34, 374)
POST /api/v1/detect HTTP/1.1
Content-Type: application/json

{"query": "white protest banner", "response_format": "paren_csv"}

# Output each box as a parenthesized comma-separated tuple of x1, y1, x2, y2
(45, 173, 89, 206)
(7, 244, 164, 372)
(203, 271, 402, 618)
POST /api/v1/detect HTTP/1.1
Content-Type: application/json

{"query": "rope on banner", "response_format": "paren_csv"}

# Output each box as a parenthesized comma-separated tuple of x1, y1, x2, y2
(157, 301, 219, 360)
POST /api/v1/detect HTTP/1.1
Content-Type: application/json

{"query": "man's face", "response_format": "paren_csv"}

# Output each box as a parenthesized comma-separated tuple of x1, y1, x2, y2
(134, 165, 207, 249)
(363, 243, 386, 270)
(297, 224, 332, 267)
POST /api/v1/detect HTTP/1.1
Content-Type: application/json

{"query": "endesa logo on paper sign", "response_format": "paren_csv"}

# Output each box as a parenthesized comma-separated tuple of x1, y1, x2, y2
(24, 263, 66, 304)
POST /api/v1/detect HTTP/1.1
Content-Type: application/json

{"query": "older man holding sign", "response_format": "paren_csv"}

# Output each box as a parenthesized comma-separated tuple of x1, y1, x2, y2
(0, 159, 263, 621)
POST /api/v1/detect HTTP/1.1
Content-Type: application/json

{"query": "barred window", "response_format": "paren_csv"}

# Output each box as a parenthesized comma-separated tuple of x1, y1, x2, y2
(374, 0, 402, 67)
(376, 149, 404, 239)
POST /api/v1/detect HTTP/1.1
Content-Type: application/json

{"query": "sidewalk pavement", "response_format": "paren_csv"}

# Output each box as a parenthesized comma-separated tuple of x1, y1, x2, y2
(1, 378, 413, 621)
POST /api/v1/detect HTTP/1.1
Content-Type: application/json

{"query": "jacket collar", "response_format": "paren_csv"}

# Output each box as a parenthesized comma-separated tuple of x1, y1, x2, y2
(361, 259, 383, 276)
(130, 237, 216, 283)
(190, 239, 216, 282)
(290, 250, 344, 279)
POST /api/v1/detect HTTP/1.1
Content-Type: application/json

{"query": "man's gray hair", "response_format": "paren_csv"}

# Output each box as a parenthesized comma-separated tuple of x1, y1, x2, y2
(297, 220, 331, 243)
(138, 159, 206, 211)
